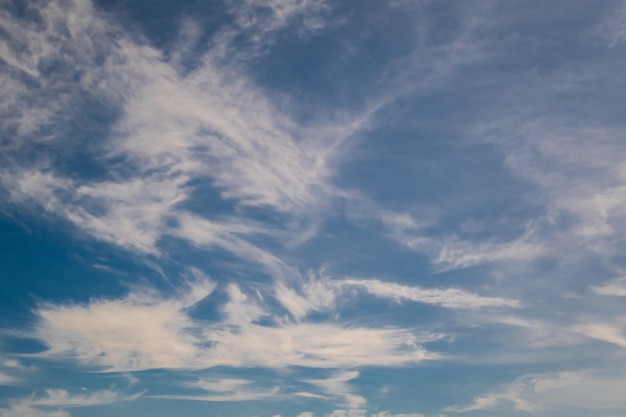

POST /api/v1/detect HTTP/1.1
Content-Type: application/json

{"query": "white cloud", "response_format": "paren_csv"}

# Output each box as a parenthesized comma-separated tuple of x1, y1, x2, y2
(3, 170, 191, 254)
(273, 272, 519, 321)
(601, 0, 626, 46)
(274, 271, 338, 320)
(29, 278, 437, 372)
(475, 119, 626, 252)
(33, 278, 216, 371)
(191, 377, 255, 392)
(0, 358, 30, 386)
(109, 54, 340, 214)
(221, 283, 268, 326)
(372, 413, 425, 417)
(446, 369, 626, 413)
(575, 323, 626, 348)
(173, 213, 288, 276)
(0, 0, 371, 259)
(0, 0, 104, 139)
(592, 277, 626, 296)
(200, 317, 438, 369)
(26, 389, 142, 408)
(5, 1, 625, 415)
(403, 231, 543, 272)
(304, 371, 366, 409)
(0, 371, 14, 385)
(153, 377, 279, 401)
(324, 410, 425, 417)
(228, 0, 329, 49)
(326, 410, 366, 417)
(295, 392, 328, 400)
(373, 202, 544, 272)
(339, 278, 519, 309)
(0, 388, 141, 417)
(444, 377, 534, 413)
(0, 406, 70, 417)
(1, 359, 20, 368)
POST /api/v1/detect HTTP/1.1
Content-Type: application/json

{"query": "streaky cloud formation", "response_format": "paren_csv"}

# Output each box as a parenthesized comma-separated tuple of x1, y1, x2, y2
(152, 377, 280, 402)
(1, 0, 626, 416)
(29, 277, 439, 372)
(274, 274, 519, 321)
(1, 0, 367, 256)
(0, 388, 142, 417)
(446, 369, 626, 413)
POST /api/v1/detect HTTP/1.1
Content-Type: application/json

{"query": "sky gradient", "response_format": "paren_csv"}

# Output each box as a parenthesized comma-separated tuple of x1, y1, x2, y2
(1, 0, 626, 416)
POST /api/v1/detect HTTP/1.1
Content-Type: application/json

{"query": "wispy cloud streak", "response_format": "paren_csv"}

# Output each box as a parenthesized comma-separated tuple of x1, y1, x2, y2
(27, 278, 437, 372)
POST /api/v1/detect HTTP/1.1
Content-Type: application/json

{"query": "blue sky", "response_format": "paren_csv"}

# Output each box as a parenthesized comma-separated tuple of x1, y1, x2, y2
(1, 0, 626, 416)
